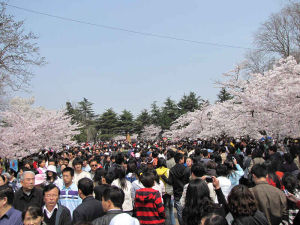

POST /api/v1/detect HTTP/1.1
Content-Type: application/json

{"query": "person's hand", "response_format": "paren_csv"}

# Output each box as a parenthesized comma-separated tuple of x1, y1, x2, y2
(287, 193, 299, 203)
(201, 176, 206, 181)
(233, 158, 237, 165)
(212, 176, 220, 189)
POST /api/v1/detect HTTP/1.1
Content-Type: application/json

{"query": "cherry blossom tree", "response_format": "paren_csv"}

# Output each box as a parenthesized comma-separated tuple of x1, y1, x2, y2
(164, 57, 300, 140)
(140, 125, 162, 141)
(0, 97, 80, 159)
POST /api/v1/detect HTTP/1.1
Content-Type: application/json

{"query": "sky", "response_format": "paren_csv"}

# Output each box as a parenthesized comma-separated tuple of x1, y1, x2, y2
(6, 0, 285, 116)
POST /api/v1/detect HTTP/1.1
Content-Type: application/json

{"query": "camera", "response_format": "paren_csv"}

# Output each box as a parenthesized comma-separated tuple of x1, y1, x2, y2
(205, 176, 213, 183)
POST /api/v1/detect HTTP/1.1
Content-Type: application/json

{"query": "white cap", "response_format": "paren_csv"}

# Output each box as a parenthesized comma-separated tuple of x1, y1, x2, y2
(46, 165, 57, 173)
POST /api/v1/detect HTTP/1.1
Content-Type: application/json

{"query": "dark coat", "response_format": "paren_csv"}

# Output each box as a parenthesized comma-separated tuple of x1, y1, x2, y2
(55, 204, 72, 225)
(163, 163, 189, 201)
(73, 196, 105, 224)
(13, 187, 43, 212)
(92, 209, 123, 225)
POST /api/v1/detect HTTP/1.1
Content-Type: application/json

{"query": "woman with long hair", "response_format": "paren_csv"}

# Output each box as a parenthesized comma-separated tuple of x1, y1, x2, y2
(111, 164, 134, 215)
(44, 165, 63, 189)
(23, 206, 45, 225)
(227, 185, 268, 225)
(182, 179, 225, 225)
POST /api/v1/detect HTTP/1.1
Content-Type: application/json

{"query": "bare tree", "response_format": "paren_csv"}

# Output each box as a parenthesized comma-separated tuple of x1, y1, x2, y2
(254, 1, 300, 61)
(244, 50, 276, 74)
(0, 2, 45, 96)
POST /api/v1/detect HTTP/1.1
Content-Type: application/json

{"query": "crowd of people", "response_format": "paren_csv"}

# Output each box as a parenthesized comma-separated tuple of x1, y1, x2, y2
(0, 138, 300, 225)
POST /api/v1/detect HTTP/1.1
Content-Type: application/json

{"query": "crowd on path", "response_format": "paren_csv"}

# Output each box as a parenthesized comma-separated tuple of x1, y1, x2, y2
(0, 138, 300, 225)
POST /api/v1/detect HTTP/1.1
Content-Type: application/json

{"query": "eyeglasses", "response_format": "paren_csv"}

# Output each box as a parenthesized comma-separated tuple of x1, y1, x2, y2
(90, 164, 98, 167)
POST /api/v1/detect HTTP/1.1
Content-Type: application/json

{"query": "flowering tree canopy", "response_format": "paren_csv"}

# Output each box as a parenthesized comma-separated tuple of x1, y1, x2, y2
(0, 97, 80, 159)
(140, 125, 162, 141)
(164, 57, 300, 140)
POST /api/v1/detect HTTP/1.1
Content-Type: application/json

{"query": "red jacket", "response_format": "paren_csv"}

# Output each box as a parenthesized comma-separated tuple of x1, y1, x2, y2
(134, 188, 165, 225)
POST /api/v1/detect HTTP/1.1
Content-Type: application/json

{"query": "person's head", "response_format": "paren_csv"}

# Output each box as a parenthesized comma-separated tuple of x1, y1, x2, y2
(216, 164, 229, 177)
(250, 164, 267, 183)
(140, 171, 155, 188)
(73, 157, 83, 172)
(37, 158, 46, 168)
(183, 179, 215, 225)
(174, 153, 184, 164)
(0, 175, 6, 186)
(227, 185, 257, 218)
(63, 158, 70, 166)
(21, 171, 36, 192)
(62, 167, 74, 186)
(186, 157, 193, 168)
(251, 149, 263, 159)
(282, 173, 298, 193)
(200, 214, 228, 225)
(93, 168, 106, 186)
(22, 206, 44, 225)
(102, 186, 125, 212)
(89, 159, 99, 172)
(94, 184, 110, 201)
(48, 159, 56, 166)
(78, 178, 94, 198)
(43, 184, 60, 209)
(268, 145, 277, 155)
(68, 151, 75, 160)
(156, 157, 167, 168)
(0, 185, 14, 208)
(191, 163, 206, 178)
(46, 165, 57, 181)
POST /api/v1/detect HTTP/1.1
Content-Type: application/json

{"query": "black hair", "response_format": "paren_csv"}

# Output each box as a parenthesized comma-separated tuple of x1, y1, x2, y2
(157, 157, 167, 168)
(22, 206, 43, 221)
(191, 163, 207, 177)
(216, 164, 229, 177)
(282, 173, 298, 193)
(140, 171, 155, 188)
(102, 185, 125, 209)
(94, 184, 110, 201)
(284, 153, 294, 164)
(104, 172, 115, 185)
(43, 183, 60, 196)
(78, 178, 94, 196)
(183, 179, 220, 225)
(37, 157, 45, 167)
(0, 185, 14, 205)
(115, 165, 127, 189)
(203, 214, 229, 225)
(250, 164, 267, 178)
(62, 167, 74, 177)
(73, 157, 83, 167)
(174, 153, 184, 164)
(93, 168, 106, 186)
(269, 145, 277, 153)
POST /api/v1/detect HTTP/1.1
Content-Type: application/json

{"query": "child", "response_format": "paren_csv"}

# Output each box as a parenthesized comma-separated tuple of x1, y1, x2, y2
(134, 170, 165, 225)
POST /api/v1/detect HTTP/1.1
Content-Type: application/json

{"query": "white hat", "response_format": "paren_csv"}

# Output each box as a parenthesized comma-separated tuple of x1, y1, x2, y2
(46, 165, 57, 173)
(135, 152, 140, 158)
(109, 213, 140, 225)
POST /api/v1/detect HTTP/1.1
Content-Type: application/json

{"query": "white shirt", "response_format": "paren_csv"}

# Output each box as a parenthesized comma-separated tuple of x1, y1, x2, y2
(73, 170, 92, 185)
(43, 204, 58, 219)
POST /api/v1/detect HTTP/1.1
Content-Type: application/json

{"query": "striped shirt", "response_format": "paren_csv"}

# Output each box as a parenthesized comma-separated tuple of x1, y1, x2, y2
(134, 188, 165, 225)
(59, 183, 82, 216)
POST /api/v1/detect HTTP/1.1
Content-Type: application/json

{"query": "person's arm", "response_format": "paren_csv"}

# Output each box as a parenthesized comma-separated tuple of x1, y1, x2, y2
(233, 159, 244, 176)
(155, 191, 165, 219)
(160, 171, 173, 185)
(212, 176, 229, 215)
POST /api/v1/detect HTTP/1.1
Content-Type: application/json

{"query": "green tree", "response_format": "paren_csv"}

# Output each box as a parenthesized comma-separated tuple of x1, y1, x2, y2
(118, 109, 135, 135)
(178, 92, 201, 115)
(160, 97, 180, 130)
(216, 88, 233, 103)
(135, 109, 152, 134)
(96, 108, 119, 140)
(150, 101, 161, 126)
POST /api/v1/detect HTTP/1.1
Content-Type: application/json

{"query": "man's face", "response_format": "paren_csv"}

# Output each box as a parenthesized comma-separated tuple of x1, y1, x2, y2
(58, 160, 64, 166)
(90, 161, 98, 172)
(62, 171, 73, 185)
(64, 160, 69, 166)
(48, 161, 55, 166)
(21, 173, 35, 191)
(69, 153, 74, 159)
(44, 187, 59, 209)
